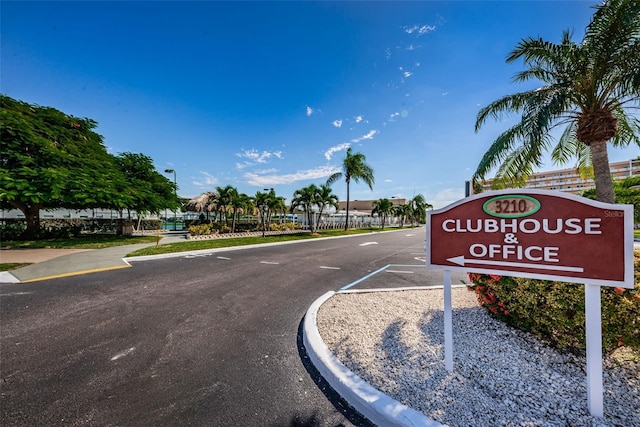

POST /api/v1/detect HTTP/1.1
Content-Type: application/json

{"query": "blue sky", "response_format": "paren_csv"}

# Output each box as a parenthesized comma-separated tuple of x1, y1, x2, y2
(3, 1, 637, 208)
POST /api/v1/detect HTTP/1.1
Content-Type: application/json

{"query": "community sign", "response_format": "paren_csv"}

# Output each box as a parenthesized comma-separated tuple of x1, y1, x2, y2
(427, 189, 634, 288)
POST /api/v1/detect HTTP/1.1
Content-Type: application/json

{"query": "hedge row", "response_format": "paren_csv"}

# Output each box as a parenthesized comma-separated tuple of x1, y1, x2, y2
(1, 218, 163, 240)
(467, 251, 640, 353)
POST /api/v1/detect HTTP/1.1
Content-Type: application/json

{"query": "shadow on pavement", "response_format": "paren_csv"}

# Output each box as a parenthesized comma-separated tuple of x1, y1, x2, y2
(294, 317, 374, 427)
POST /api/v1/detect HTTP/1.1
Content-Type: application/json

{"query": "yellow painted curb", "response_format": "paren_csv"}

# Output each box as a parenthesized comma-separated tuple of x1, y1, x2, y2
(21, 264, 131, 283)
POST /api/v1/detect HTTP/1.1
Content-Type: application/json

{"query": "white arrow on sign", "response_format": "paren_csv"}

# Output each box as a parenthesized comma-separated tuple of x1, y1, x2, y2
(446, 256, 584, 273)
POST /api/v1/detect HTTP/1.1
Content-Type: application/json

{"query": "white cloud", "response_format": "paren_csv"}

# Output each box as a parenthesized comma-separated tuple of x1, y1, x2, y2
(351, 129, 378, 143)
(403, 71, 413, 78)
(244, 165, 341, 186)
(404, 24, 437, 35)
(236, 148, 283, 164)
(306, 105, 314, 116)
(325, 142, 350, 160)
(193, 171, 219, 187)
(354, 115, 363, 123)
(332, 119, 343, 128)
(388, 112, 400, 122)
(384, 179, 392, 183)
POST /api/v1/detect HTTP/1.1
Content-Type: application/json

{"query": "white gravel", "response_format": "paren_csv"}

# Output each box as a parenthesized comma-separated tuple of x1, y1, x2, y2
(316, 287, 640, 427)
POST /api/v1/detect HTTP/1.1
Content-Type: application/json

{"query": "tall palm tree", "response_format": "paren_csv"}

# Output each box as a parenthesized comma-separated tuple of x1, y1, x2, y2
(371, 198, 393, 229)
(326, 147, 375, 230)
(474, 0, 640, 203)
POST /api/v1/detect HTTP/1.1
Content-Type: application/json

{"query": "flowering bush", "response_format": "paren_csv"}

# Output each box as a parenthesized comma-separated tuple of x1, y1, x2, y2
(467, 251, 640, 353)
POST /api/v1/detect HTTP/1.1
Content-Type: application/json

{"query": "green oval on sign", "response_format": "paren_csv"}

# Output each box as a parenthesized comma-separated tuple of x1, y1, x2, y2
(482, 195, 541, 218)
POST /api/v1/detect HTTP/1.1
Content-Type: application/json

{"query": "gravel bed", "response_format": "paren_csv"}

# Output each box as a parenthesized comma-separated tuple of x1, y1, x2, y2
(316, 287, 640, 427)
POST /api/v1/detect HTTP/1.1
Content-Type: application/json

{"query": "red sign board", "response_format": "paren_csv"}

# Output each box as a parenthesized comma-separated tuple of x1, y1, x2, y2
(427, 190, 634, 288)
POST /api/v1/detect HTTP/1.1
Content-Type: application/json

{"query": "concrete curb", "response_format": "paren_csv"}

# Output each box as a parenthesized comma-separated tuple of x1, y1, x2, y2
(303, 290, 444, 427)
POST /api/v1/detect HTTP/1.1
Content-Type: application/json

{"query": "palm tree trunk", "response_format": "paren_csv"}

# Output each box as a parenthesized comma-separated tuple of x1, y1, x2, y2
(344, 182, 350, 231)
(590, 140, 615, 203)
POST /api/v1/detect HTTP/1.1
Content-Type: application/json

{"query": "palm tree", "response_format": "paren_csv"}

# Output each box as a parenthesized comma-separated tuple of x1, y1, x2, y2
(474, 0, 640, 203)
(394, 203, 412, 228)
(326, 147, 375, 230)
(216, 185, 237, 226)
(409, 194, 432, 225)
(315, 184, 339, 229)
(229, 191, 251, 233)
(372, 198, 393, 229)
(290, 184, 319, 232)
(253, 190, 271, 233)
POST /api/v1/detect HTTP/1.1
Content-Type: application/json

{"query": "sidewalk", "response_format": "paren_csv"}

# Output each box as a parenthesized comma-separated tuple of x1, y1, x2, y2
(0, 234, 186, 283)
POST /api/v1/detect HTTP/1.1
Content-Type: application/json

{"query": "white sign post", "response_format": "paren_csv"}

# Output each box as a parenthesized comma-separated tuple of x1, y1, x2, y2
(426, 190, 634, 417)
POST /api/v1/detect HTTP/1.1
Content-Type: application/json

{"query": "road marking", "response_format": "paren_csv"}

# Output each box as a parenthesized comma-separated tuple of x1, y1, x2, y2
(359, 242, 378, 246)
(0, 292, 34, 297)
(21, 265, 131, 283)
(405, 234, 415, 236)
(185, 253, 213, 259)
(217, 256, 231, 260)
(260, 261, 279, 265)
(446, 256, 584, 273)
(386, 270, 414, 274)
(111, 347, 136, 361)
(319, 266, 340, 270)
(414, 256, 426, 263)
(340, 265, 390, 290)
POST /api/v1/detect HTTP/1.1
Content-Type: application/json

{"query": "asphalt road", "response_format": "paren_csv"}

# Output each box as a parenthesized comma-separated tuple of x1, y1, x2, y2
(1, 228, 455, 426)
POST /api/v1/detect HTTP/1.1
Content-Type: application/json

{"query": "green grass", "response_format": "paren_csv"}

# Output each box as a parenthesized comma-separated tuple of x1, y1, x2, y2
(635, 229, 640, 239)
(0, 262, 31, 271)
(2, 234, 159, 249)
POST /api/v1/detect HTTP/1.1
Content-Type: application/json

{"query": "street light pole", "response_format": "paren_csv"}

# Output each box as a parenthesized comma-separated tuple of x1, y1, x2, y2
(164, 169, 177, 231)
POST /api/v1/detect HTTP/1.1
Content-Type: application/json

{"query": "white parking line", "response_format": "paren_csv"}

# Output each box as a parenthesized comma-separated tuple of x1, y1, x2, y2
(319, 266, 340, 270)
(386, 270, 414, 274)
(260, 261, 279, 265)
(217, 256, 231, 260)
(359, 242, 378, 246)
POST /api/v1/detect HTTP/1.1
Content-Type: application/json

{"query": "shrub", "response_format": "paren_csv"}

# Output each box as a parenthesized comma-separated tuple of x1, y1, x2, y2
(188, 224, 213, 236)
(467, 251, 640, 353)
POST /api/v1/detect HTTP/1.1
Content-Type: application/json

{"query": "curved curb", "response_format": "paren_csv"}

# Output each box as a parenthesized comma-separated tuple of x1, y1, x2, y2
(303, 291, 445, 427)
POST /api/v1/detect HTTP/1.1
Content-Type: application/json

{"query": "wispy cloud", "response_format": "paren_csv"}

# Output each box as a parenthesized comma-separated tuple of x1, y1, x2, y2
(236, 148, 283, 165)
(354, 115, 363, 123)
(324, 142, 350, 160)
(244, 165, 341, 186)
(404, 24, 437, 35)
(193, 171, 219, 188)
(306, 105, 314, 116)
(332, 119, 342, 128)
(351, 129, 378, 143)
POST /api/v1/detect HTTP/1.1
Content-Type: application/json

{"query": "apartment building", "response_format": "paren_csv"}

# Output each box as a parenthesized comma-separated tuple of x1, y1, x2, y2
(478, 159, 639, 195)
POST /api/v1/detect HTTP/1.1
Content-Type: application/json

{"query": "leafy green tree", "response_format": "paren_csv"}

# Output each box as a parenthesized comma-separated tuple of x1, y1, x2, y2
(326, 148, 375, 230)
(114, 152, 180, 220)
(216, 185, 237, 226)
(0, 95, 130, 237)
(474, 0, 640, 203)
(372, 198, 393, 229)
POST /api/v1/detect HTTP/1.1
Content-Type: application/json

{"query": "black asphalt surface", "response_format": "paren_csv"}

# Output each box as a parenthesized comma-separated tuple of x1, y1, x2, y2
(1, 229, 456, 426)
